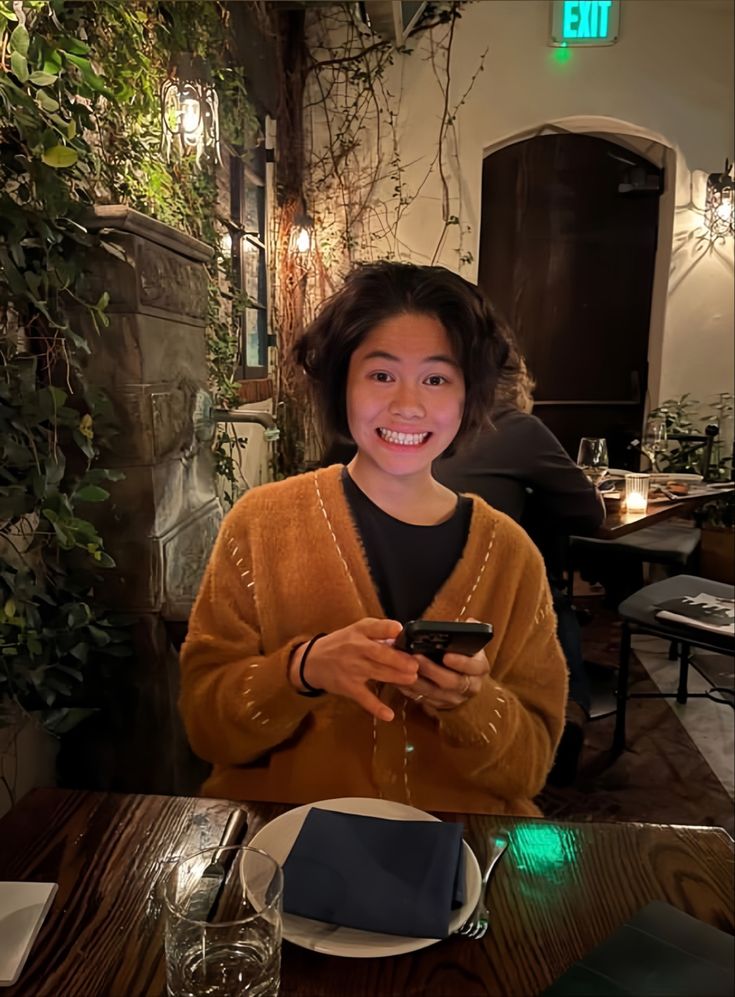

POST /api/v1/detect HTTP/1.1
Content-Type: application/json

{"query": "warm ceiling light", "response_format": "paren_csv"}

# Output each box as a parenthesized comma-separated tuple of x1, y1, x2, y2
(160, 54, 221, 165)
(705, 160, 734, 238)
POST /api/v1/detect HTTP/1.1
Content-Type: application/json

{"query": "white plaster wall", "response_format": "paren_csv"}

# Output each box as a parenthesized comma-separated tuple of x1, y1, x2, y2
(316, 0, 734, 410)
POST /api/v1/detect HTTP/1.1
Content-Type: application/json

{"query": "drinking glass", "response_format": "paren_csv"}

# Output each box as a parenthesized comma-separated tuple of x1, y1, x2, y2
(164, 845, 283, 997)
(625, 472, 650, 512)
(577, 437, 609, 486)
(641, 417, 668, 471)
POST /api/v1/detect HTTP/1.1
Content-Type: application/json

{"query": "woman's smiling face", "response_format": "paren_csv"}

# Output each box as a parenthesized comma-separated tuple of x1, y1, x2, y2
(345, 312, 466, 482)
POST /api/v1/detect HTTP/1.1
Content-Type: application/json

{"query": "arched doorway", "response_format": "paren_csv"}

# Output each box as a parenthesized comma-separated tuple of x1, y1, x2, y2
(478, 130, 666, 466)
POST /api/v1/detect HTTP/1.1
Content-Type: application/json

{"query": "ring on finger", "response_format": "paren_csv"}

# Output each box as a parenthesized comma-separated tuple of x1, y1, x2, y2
(413, 693, 425, 702)
(459, 674, 472, 696)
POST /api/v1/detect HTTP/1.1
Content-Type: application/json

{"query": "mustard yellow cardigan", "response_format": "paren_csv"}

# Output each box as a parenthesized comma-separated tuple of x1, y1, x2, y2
(179, 465, 567, 815)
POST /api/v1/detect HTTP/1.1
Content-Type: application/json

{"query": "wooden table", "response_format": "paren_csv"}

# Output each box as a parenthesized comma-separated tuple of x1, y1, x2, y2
(597, 485, 733, 539)
(1, 788, 733, 996)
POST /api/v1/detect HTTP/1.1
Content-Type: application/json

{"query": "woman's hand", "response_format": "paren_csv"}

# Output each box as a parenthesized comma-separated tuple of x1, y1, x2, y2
(396, 643, 490, 711)
(289, 618, 419, 722)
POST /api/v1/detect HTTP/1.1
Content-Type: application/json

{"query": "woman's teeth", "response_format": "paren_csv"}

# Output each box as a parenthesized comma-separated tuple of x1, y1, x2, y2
(378, 428, 429, 446)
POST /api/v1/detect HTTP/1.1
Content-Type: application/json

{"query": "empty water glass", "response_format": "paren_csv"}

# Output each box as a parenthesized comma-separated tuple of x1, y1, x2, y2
(641, 417, 668, 471)
(577, 437, 609, 486)
(163, 845, 283, 997)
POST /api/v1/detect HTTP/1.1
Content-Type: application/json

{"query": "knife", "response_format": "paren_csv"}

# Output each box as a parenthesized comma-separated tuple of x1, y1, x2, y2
(187, 809, 249, 922)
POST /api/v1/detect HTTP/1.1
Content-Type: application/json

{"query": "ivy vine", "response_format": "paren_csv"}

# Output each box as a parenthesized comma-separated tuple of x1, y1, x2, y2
(0, 0, 257, 752)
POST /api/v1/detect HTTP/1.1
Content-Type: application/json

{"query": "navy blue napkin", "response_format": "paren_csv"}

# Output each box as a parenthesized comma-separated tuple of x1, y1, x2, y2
(282, 808, 465, 938)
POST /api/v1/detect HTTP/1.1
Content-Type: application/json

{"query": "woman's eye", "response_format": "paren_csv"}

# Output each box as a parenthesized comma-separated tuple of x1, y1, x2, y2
(425, 374, 448, 386)
(371, 371, 393, 382)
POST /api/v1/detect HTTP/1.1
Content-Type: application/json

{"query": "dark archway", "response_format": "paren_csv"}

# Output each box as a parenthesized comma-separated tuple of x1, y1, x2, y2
(479, 131, 664, 466)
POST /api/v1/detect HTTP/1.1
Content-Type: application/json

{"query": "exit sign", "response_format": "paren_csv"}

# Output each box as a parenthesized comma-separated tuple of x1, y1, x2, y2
(550, 0, 620, 46)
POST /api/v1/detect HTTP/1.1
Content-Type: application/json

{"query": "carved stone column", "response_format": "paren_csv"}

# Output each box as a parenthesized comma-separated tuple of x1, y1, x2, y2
(61, 207, 220, 793)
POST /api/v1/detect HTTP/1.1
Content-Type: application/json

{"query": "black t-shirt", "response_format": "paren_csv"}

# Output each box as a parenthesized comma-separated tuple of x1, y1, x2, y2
(341, 468, 472, 623)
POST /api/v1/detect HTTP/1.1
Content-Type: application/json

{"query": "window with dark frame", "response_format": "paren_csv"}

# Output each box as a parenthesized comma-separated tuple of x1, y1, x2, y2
(229, 140, 268, 380)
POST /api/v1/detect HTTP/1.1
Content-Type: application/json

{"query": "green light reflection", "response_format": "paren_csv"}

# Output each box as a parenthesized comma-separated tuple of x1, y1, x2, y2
(552, 43, 572, 66)
(509, 822, 580, 882)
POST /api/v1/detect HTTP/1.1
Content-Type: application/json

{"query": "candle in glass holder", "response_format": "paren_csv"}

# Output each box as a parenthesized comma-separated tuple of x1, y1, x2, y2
(625, 473, 650, 512)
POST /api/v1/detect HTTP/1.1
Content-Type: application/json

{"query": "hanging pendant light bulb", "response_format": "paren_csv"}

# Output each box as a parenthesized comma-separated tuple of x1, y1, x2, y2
(160, 54, 221, 166)
(705, 160, 734, 238)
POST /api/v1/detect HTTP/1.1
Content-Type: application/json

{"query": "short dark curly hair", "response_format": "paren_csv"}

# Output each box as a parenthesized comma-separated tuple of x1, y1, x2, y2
(294, 261, 510, 449)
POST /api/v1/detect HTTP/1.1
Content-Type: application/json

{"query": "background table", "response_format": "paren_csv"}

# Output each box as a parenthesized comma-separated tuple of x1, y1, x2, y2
(0, 789, 733, 996)
(597, 485, 733, 539)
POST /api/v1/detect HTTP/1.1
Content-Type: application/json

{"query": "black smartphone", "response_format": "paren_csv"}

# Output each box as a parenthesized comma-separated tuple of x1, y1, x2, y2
(394, 620, 493, 664)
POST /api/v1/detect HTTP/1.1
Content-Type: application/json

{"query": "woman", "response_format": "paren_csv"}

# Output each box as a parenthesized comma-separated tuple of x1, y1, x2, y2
(179, 262, 567, 815)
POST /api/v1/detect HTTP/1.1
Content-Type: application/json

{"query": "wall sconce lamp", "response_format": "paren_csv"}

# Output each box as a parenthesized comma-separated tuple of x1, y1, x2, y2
(705, 160, 734, 237)
(160, 54, 221, 165)
(290, 213, 314, 255)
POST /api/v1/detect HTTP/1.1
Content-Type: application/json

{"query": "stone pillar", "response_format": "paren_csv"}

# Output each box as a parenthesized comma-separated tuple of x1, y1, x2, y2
(61, 207, 220, 793)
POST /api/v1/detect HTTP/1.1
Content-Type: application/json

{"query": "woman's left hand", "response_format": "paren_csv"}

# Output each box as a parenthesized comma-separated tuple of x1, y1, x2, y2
(396, 645, 490, 711)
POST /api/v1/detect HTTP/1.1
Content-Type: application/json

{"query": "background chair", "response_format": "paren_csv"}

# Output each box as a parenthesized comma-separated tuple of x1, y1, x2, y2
(612, 574, 734, 755)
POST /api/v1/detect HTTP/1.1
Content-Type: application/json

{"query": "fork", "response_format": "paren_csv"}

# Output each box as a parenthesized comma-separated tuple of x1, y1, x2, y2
(458, 835, 508, 940)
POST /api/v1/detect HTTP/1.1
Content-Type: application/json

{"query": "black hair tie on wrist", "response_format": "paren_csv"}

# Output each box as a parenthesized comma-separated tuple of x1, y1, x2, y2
(298, 633, 327, 697)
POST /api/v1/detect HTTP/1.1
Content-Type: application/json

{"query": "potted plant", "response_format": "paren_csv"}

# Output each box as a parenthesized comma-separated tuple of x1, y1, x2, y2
(647, 394, 734, 583)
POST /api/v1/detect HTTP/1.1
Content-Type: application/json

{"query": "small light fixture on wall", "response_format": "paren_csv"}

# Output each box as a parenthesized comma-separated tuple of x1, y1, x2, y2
(290, 213, 314, 255)
(705, 160, 734, 238)
(160, 54, 221, 165)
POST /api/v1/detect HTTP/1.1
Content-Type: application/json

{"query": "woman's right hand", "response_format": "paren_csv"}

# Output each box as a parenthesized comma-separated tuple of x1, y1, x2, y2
(289, 618, 418, 722)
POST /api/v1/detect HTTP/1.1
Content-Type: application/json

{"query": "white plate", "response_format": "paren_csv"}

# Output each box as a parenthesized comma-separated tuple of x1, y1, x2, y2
(651, 472, 703, 483)
(247, 797, 481, 958)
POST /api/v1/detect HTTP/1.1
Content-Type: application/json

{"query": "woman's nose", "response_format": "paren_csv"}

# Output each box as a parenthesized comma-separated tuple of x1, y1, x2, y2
(389, 384, 425, 418)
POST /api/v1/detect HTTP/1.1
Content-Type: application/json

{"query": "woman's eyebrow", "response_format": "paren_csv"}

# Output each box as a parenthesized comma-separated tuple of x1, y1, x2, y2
(361, 350, 459, 366)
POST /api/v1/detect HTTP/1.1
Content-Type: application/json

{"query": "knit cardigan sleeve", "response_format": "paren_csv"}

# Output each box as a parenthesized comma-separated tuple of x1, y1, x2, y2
(179, 506, 327, 767)
(432, 543, 567, 800)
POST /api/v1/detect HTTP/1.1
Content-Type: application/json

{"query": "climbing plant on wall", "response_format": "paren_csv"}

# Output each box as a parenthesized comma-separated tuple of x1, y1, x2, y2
(0, 0, 257, 757)
(263, 0, 483, 474)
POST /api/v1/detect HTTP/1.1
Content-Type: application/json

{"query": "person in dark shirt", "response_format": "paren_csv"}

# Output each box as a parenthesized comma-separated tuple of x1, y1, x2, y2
(435, 358, 605, 691)
(433, 348, 605, 785)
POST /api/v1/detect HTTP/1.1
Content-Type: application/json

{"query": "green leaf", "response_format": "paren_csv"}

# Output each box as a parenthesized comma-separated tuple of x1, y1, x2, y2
(67, 603, 92, 629)
(87, 624, 111, 646)
(10, 50, 29, 83)
(36, 90, 60, 112)
(29, 71, 58, 86)
(96, 291, 109, 310)
(10, 24, 30, 56)
(69, 643, 89, 664)
(74, 485, 109, 503)
(59, 35, 90, 56)
(45, 455, 66, 486)
(63, 52, 112, 96)
(42, 145, 79, 168)
(41, 708, 97, 736)
(48, 386, 67, 408)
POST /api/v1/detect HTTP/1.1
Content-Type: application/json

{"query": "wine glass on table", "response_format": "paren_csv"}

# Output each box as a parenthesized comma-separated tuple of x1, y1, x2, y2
(640, 417, 668, 472)
(577, 437, 609, 486)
